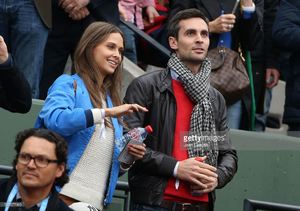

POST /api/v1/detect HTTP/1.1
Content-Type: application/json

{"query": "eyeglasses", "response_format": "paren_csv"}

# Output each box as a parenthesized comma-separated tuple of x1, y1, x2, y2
(18, 153, 59, 168)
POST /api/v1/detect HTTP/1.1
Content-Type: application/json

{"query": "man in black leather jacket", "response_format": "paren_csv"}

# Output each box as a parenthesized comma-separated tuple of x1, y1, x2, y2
(124, 8, 238, 211)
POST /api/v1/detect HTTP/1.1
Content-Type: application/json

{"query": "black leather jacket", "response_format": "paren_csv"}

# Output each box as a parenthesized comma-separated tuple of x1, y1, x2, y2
(124, 68, 238, 208)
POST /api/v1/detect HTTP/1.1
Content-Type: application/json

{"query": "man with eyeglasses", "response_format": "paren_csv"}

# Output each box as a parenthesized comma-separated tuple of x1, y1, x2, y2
(0, 128, 72, 211)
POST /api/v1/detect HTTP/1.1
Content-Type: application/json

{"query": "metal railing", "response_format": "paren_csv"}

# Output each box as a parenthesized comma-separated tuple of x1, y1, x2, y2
(120, 19, 171, 59)
(0, 164, 130, 211)
(244, 199, 300, 211)
(0, 164, 13, 176)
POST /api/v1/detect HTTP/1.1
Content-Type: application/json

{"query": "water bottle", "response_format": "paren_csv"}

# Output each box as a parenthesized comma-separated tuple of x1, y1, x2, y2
(118, 125, 153, 164)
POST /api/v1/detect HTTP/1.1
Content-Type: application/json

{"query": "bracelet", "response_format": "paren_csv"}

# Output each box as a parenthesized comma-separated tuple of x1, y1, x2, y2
(120, 161, 135, 171)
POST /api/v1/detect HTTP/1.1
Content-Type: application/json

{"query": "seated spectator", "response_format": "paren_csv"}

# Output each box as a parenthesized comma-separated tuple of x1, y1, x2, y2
(0, 36, 32, 113)
(0, 128, 72, 211)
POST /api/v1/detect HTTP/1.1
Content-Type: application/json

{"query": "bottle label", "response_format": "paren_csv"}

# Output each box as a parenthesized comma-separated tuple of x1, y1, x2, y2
(118, 128, 146, 164)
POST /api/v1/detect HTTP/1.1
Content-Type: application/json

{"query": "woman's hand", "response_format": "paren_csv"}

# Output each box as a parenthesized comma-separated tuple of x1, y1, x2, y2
(118, 2, 128, 21)
(105, 104, 148, 117)
(145, 6, 159, 24)
(209, 14, 236, 33)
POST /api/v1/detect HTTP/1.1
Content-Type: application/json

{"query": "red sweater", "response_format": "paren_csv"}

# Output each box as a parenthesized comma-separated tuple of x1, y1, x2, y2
(163, 79, 209, 203)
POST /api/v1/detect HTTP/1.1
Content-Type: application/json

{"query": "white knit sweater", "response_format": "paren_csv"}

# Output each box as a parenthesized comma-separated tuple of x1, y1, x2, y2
(61, 123, 114, 210)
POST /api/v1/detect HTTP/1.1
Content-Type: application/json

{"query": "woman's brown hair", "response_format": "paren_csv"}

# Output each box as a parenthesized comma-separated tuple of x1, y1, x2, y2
(73, 22, 125, 115)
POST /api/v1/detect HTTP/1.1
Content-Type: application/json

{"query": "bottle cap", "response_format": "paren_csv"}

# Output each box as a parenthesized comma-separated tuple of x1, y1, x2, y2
(145, 125, 153, 133)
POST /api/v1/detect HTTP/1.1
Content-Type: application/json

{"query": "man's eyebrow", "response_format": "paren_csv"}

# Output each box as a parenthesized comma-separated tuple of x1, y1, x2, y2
(201, 29, 209, 34)
(185, 28, 197, 32)
(184, 28, 209, 34)
(20, 152, 51, 158)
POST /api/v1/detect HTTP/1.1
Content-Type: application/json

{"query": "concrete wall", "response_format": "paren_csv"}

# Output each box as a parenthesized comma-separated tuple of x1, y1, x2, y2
(215, 130, 300, 210)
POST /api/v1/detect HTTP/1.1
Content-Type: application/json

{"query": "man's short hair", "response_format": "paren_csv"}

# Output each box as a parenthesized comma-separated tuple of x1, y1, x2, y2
(167, 8, 210, 39)
(13, 128, 69, 187)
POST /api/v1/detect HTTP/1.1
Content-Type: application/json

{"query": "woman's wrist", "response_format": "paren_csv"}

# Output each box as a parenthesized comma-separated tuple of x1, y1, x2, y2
(104, 108, 111, 117)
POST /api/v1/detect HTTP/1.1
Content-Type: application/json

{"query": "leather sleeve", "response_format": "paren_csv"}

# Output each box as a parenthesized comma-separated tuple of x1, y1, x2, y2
(0, 66, 32, 113)
(123, 76, 178, 178)
(214, 90, 238, 189)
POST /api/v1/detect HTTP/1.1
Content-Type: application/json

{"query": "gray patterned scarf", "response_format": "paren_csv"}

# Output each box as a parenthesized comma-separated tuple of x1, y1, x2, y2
(168, 53, 218, 166)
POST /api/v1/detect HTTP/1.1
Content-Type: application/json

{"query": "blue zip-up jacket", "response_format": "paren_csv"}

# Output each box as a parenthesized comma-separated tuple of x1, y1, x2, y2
(35, 74, 124, 206)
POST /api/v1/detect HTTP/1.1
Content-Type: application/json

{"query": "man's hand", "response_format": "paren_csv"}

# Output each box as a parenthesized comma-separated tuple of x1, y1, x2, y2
(190, 177, 218, 194)
(59, 0, 90, 14)
(104, 104, 148, 117)
(209, 14, 236, 33)
(120, 142, 146, 170)
(0, 36, 8, 64)
(127, 143, 146, 160)
(266, 68, 280, 89)
(68, 7, 90, 20)
(176, 157, 218, 189)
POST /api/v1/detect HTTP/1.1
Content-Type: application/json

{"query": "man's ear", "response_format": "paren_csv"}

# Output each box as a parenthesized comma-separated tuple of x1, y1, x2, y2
(168, 36, 178, 51)
(55, 163, 65, 178)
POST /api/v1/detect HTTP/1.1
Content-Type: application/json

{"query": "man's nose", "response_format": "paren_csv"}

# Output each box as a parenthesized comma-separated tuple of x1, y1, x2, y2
(27, 158, 37, 168)
(195, 33, 204, 42)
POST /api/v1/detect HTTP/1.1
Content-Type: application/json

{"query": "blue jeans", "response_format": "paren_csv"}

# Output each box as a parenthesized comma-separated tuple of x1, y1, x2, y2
(131, 203, 168, 211)
(0, 0, 48, 98)
(255, 88, 272, 131)
(119, 22, 137, 64)
(227, 100, 242, 129)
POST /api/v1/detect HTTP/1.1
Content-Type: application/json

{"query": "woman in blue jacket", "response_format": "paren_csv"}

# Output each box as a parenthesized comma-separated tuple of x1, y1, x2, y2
(35, 22, 148, 210)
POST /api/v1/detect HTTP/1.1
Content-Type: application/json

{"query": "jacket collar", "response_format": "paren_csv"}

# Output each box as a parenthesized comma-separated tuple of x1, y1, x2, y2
(157, 68, 173, 93)
(157, 68, 217, 103)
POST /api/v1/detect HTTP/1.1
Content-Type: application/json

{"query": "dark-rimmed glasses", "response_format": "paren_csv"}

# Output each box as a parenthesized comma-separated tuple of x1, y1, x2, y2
(18, 153, 59, 168)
